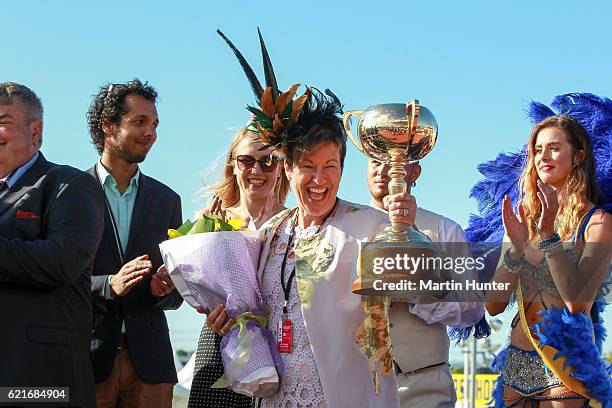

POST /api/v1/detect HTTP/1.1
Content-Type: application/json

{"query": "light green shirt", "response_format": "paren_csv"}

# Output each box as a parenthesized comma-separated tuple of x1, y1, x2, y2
(96, 162, 140, 255)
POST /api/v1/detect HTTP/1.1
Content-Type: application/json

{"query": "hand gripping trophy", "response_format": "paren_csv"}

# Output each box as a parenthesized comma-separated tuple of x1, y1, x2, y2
(344, 100, 441, 299)
(346, 101, 442, 393)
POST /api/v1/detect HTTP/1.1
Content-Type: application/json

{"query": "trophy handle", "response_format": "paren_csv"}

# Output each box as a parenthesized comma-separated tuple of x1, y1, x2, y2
(343, 110, 365, 154)
(406, 100, 420, 146)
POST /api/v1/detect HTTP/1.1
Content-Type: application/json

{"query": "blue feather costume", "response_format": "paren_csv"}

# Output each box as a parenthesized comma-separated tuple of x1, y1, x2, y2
(457, 93, 612, 407)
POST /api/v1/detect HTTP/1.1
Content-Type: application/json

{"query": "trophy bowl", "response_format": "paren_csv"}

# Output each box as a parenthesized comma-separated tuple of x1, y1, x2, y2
(344, 101, 444, 300)
(348, 103, 438, 164)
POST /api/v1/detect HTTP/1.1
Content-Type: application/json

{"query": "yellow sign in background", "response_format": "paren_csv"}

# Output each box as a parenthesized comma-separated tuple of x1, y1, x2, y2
(452, 374, 498, 407)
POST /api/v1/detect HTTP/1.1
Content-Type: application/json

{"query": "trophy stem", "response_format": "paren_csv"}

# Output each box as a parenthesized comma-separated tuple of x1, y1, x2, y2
(387, 147, 408, 230)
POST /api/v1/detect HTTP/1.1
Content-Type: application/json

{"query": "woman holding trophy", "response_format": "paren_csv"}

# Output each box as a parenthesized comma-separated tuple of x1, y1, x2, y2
(472, 95, 612, 407)
(206, 30, 419, 407)
(207, 86, 413, 408)
(187, 128, 289, 408)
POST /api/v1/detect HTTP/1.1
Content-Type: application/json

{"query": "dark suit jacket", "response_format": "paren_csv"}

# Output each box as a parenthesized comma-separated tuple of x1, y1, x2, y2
(0, 153, 104, 408)
(87, 166, 183, 384)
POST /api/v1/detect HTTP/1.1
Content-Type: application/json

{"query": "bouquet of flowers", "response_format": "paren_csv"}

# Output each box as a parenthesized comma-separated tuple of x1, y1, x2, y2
(159, 215, 281, 397)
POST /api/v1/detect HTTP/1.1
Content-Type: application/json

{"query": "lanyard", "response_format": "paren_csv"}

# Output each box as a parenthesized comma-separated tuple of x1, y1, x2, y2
(280, 214, 297, 315)
(280, 199, 338, 315)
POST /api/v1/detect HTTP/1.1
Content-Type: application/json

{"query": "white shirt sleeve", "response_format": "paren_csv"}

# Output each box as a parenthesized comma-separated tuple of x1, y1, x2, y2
(408, 216, 485, 328)
(104, 275, 116, 300)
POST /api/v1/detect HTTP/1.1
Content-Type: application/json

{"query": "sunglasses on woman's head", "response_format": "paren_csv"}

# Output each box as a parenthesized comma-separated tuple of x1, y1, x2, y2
(233, 155, 279, 172)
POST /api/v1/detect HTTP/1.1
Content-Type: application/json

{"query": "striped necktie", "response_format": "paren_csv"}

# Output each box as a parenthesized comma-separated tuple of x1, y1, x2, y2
(0, 180, 8, 195)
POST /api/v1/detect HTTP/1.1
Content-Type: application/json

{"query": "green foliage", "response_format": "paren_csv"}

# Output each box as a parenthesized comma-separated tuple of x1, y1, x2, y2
(167, 214, 242, 238)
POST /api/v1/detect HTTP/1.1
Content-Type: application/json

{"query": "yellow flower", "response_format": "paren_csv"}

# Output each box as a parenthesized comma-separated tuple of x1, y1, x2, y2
(228, 218, 244, 230)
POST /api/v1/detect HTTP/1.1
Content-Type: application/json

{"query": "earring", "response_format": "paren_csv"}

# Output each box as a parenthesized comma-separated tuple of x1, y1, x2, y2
(411, 182, 416, 187)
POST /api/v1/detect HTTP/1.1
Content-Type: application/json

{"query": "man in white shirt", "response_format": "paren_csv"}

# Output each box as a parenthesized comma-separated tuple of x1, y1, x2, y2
(367, 159, 484, 408)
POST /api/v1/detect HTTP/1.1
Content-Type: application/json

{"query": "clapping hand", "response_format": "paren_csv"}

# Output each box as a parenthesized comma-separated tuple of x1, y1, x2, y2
(502, 195, 528, 256)
(150, 264, 176, 297)
(110, 254, 152, 297)
(536, 180, 558, 239)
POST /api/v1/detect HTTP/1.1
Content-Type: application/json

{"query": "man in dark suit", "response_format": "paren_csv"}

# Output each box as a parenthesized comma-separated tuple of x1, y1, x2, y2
(0, 82, 104, 407)
(86, 79, 183, 408)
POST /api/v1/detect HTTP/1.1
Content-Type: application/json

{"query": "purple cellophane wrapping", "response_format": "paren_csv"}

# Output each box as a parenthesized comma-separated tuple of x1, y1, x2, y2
(159, 231, 280, 396)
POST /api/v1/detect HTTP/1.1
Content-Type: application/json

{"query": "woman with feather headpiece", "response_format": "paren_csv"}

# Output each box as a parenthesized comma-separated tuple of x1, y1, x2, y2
(468, 94, 612, 407)
(205, 29, 417, 407)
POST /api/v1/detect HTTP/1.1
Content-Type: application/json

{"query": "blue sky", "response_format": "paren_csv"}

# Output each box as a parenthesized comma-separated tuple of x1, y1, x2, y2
(4, 1, 612, 355)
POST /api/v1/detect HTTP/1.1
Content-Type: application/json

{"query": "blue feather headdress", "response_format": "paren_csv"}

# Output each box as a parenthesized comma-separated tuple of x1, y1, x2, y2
(449, 93, 612, 343)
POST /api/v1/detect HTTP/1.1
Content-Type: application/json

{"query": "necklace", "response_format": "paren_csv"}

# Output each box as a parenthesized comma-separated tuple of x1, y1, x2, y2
(280, 199, 338, 315)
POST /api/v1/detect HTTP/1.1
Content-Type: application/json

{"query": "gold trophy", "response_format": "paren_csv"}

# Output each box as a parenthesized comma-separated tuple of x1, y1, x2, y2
(344, 101, 441, 299)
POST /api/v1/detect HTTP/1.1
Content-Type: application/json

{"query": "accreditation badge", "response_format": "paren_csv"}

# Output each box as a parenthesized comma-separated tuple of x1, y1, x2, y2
(277, 318, 293, 353)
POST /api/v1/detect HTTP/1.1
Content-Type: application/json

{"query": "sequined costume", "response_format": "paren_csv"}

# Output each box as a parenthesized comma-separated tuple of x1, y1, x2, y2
(465, 93, 612, 408)
(497, 238, 589, 404)
(501, 345, 561, 395)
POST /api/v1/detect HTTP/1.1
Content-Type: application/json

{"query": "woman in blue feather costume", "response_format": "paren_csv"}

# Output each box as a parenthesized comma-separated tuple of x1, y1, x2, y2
(468, 94, 612, 407)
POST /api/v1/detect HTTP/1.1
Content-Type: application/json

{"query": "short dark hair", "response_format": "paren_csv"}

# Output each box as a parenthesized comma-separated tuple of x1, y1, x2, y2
(0, 82, 43, 121)
(284, 88, 347, 168)
(87, 79, 158, 155)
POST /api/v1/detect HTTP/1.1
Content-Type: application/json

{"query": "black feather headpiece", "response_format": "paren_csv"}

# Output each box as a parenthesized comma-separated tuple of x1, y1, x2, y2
(217, 28, 311, 156)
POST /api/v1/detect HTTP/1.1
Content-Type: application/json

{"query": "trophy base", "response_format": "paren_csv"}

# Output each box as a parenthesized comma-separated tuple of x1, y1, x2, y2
(373, 224, 429, 242)
(352, 273, 447, 303)
(353, 225, 447, 302)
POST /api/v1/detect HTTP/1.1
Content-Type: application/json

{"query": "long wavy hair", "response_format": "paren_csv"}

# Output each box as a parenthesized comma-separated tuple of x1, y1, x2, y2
(208, 128, 290, 209)
(519, 115, 601, 242)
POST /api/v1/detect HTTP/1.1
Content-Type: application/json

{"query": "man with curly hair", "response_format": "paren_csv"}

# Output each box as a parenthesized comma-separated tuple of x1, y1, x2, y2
(0, 82, 104, 408)
(86, 79, 183, 408)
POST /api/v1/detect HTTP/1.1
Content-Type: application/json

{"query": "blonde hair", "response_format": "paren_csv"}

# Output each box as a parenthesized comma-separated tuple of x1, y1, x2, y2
(208, 128, 290, 208)
(519, 115, 601, 242)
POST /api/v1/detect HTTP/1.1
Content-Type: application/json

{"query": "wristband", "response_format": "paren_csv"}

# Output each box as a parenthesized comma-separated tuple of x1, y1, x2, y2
(538, 233, 561, 250)
(503, 248, 524, 274)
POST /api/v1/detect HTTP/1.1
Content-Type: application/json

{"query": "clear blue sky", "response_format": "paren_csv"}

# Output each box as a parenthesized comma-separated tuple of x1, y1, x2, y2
(4, 1, 611, 355)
